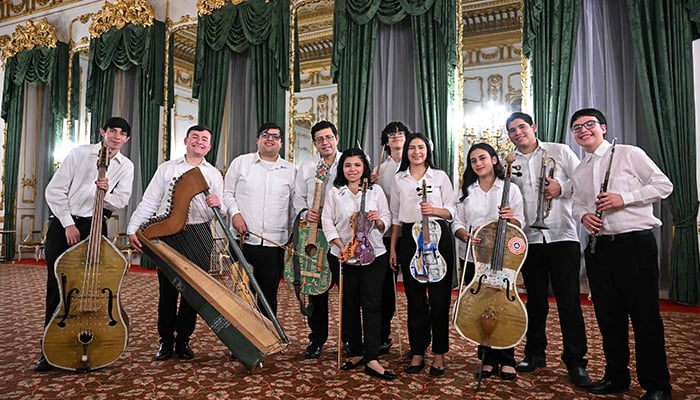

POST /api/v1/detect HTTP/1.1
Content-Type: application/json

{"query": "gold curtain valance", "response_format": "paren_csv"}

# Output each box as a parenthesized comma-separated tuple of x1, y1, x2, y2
(89, 0, 155, 38)
(1, 19, 58, 61)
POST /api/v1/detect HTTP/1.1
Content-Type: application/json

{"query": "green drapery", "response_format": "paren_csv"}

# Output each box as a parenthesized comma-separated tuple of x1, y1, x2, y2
(331, 0, 457, 174)
(0, 42, 69, 258)
(193, 0, 290, 164)
(626, 0, 700, 304)
(86, 21, 165, 192)
(522, 0, 581, 143)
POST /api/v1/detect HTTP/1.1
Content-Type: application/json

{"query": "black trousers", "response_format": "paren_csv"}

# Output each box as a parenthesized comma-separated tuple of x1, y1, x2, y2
(520, 241, 588, 368)
(242, 244, 285, 318)
(157, 223, 212, 344)
(398, 221, 454, 356)
(306, 251, 340, 345)
(380, 237, 396, 343)
(343, 253, 387, 361)
(43, 216, 107, 327)
(586, 230, 671, 392)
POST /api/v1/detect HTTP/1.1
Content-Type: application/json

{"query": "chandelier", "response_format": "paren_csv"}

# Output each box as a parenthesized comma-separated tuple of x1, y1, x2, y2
(463, 100, 514, 159)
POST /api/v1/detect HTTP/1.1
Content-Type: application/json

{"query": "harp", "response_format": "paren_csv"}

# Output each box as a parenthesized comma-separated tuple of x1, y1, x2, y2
(135, 168, 288, 371)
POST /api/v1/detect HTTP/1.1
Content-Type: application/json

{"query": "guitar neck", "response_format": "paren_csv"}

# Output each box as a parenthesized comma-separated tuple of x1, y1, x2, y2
(307, 180, 324, 240)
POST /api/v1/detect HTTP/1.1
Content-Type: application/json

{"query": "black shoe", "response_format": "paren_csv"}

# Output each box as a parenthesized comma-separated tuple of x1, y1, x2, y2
(588, 378, 630, 395)
(429, 365, 445, 376)
(405, 360, 425, 374)
(175, 340, 194, 360)
(515, 355, 546, 372)
(343, 341, 350, 356)
(155, 341, 173, 361)
(640, 390, 672, 400)
(304, 342, 322, 359)
(229, 351, 237, 360)
(364, 365, 396, 381)
(475, 366, 495, 379)
(568, 367, 592, 388)
(499, 366, 517, 380)
(34, 353, 54, 372)
(340, 356, 368, 370)
(378, 339, 393, 355)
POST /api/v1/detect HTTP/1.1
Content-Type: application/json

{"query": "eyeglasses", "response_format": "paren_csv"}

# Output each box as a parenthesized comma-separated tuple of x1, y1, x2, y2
(314, 134, 336, 143)
(387, 131, 405, 138)
(260, 131, 282, 140)
(571, 120, 600, 133)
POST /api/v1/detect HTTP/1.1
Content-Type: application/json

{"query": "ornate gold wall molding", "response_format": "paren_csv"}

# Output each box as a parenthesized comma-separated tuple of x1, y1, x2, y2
(1, 18, 58, 61)
(197, 0, 269, 16)
(89, 0, 155, 38)
(0, 0, 82, 22)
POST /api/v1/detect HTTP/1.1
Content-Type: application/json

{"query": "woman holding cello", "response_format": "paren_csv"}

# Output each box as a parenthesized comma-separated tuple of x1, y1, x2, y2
(321, 148, 395, 380)
(453, 143, 524, 380)
(389, 132, 455, 376)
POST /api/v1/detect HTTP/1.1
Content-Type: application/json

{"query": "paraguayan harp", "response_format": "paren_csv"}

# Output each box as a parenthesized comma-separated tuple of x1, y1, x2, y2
(136, 168, 288, 372)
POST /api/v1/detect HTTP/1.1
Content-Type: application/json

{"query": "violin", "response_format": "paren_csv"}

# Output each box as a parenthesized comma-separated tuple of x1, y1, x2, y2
(342, 178, 375, 265)
(409, 179, 447, 283)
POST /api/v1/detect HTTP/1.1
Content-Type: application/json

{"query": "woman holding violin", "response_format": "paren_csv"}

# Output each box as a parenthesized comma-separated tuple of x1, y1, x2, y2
(321, 148, 395, 380)
(453, 143, 524, 380)
(389, 132, 455, 376)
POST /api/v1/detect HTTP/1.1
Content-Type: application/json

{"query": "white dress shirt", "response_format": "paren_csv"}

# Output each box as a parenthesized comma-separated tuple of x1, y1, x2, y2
(390, 167, 456, 226)
(375, 156, 401, 205)
(322, 184, 391, 258)
(572, 140, 673, 234)
(46, 143, 134, 228)
(126, 157, 224, 234)
(293, 152, 340, 215)
(511, 141, 580, 244)
(452, 179, 525, 260)
(223, 152, 297, 246)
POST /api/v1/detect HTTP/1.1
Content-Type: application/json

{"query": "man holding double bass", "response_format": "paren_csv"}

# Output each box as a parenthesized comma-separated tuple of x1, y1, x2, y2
(36, 117, 134, 372)
(292, 120, 341, 359)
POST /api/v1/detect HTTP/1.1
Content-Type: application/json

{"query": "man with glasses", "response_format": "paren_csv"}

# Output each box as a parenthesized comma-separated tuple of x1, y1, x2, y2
(223, 122, 297, 318)
(505, 112, 590, 388)
(293, 120, 342, 359)
(570, 108, 672, 400)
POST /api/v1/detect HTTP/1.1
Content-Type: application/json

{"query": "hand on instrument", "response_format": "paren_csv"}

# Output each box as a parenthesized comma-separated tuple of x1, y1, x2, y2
(470, 226, 482, 244)
(543, 177, 562, 199)
(95, 177, 109, 191)
(205, 194, 221, 208)
(129, 233, 143, 252)
(420, 201, 434, 216)
(365, 210, 384, 232)
(306, 208, 320, 224)
(370, 173, 379, 184)
(595, 191, 623, 212)
(232, 213, 248, 234)
(65, 225, 81, 246)
(581, 213, 603, 235)
(498, 205, 515, 221)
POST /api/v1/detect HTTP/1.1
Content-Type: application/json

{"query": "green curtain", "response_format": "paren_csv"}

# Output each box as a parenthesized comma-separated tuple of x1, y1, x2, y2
(193, 0, 290, 164)
(626, 0, 700, 305)
(331, 0, 457, 174)
(0, 42, 69, 258)
(522, 0, 581, 144)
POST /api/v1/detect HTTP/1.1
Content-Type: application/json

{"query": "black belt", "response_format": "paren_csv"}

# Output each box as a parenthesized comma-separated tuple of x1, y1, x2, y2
(596, 229, 652, 243)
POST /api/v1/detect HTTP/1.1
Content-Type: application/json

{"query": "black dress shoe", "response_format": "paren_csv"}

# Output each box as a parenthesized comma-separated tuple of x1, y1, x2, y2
(155, 342, 173, 361)
(515, 355, 546, 372)
(499, 366, 517, 381)
(588, 378, 630, 395)
(378, 339, 393, 355)
(364, 365, 396, 381)
(175, 340, 194, 360)
(429, 365, 445, 376)
(568, 367, 592, 388)
(640, 390, 672, 400)
(404, 361, 425, 374)
(474, 366, 495, 379)
(304, 342, 322, 359)
(340, 357, 368, 370)
(34, 353, 54, 372)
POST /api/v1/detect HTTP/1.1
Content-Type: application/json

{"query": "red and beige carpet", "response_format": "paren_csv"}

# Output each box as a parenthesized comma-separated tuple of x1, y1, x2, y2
(1, 261, 698, 399)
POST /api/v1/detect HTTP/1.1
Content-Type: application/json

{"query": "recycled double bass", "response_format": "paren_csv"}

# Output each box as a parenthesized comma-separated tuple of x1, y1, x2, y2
(43, 145, 129, 371)
(453, 154, 528, 349)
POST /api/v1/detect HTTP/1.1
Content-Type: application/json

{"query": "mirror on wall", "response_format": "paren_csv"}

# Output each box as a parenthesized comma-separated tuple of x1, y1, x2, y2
(168, 23, 199, 161)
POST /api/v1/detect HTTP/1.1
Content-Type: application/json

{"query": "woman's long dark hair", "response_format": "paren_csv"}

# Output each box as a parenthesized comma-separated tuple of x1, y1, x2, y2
(397, 132, 436, 172)
(459, 143, 504, 201)
(333, 147, 373, 188)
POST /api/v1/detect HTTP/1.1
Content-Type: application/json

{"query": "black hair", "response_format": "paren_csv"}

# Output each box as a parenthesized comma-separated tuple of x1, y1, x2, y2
(505, 112, 534, 131)
(310, 120, 338, 141)
(333, 147, 373, 188)
(380, 121, 411, 155)
(186, 124, 212, 138)
(459, 143, 504, 201)
(102, 117, 131, 137)
(397, 132, 436, 172)
(569, 108, 607, 128)
(257, 122, 284, 140)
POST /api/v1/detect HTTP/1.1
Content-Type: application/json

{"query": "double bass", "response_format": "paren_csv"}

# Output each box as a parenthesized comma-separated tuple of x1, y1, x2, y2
(342, 178, 375, 265)
(43, 145, 129, 371)
(409, 179, 447, 283)
(453, 154, 528, 349)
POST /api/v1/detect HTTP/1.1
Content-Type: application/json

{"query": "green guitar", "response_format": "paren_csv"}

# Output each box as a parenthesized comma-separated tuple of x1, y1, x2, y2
(285, 161, 332, 315)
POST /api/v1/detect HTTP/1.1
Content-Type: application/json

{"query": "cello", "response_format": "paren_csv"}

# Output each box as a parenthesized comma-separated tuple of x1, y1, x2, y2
(342, 178, 375, 265)
(453, 154, 528, 349)
(409, 179, 447, 283)
(42, 144, 129, 371)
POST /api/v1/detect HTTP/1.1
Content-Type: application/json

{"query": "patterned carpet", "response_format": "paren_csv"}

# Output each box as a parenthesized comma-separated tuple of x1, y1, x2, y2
(1, 261, 699, 400)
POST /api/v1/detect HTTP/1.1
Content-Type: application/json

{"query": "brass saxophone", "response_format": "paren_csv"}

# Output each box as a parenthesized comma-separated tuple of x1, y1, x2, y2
(530, 155, 556, 230)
